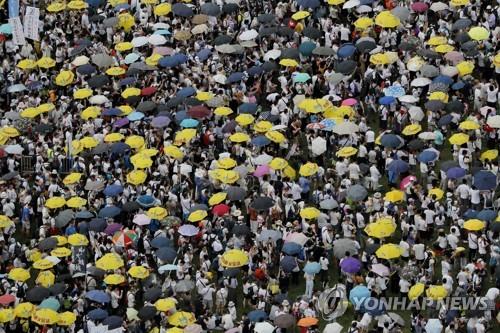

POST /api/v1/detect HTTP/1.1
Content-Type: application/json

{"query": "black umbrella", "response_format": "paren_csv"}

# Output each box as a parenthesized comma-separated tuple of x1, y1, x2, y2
(280, 48, 300, 59)
(262, 61, 278, 72)
(91, 143, 110, 155)
(76, 64, 97, 75)
(417, 48, 440, 59)
(38, 237, 58, 251)
(438, 114, 453, 127)
(172, 3, 194, 17)
(49, 283, 67, 296)
(222, 120, 237, 133)
(90, 14, 105, 23)
(356, 40, 378, 53)
(1, 171, 19, 181)
(201, 3, 220, 16)
(26, 287, 50, 302)
(223, 268, 240, 277)
(89, 218, 107, 232)
(250, 197, 275, 211)
(125, 95, 141, 105)
(407, 139, 424, 151)
(88, 75, 110, 88)
(312, 46, 335, 56)
(277, 26, 294, 37)
(122, 201, 141, 212)
(190, 204, 208, 212)
(452, 18, 472, 31)
(137, 101, 157, 113)
(258, 13, 275, 23)
(335, 60, 357, 75)
(398, 42, 418, 52)
(55, 209, 75, 228)
(214, 34, 232, 45)
(232, 224, 250, 236)
(155, 247, 177, 262)
(456, 33, 472, 45)
(87, 266, 106, 278)
(222, 3, 239, 14)
(259, 26, 277, 37)
(424, 100, 445, 111)
(143, 288, 162, 302)
(446, 100, 464, 113)
(33, 123, 54, 134)
(303, 26, 321, 39)
(440, 160, 459, 171)
(365, 243, 380, 254)
(226, 186, 246, 201)
(138, 306, 157, 320)
(103, 316, 123, 330)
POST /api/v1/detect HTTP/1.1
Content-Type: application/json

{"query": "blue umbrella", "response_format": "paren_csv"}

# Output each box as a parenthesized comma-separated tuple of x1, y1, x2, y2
(251, 135, 270, 147)
(174, 110, 189, 122)
(159, 56, 180, 68)
(98, 206, 121, 218)
(298, 0, 320, 9)
(446, 167, 466, 179)
(151, 116, 171, 128)
(452, 81, 465, 90)
(172, 53, 188, 64)
(86, 0, 104, 6)
(384, 85, 406, 97)
(103, 316, 123, 329)
(124, 53, 140, 64)
(158, 264, 178, 273)
(282, 242, 302, 255)
(438, 114, 453, 127)
(89, 218, 107, 232)
(248, 310, 268, 322)
(110, 142, 130, 154)
(77, 64, 97, 75)
(155, 247, 177, 261)
(102, 108, 122, 117)
(303, 262, 321, 274)
(103, 184, 124, 197)
(75, 211, 94, 219)
(88, 308, 108, 320)
(153, 29, 171, 35)
(320, 119, 336, 131)
(360, 297, 386, 315)
(27, 81, 43, 91)
(387, 160, 409, 174)
(151, 236, 173, 248)
(136, 195, 157, 207)
(86, 290, 111, 303)
(433, 75, 453, 85)
(172, 2, 194, 17)
(8, 84, 27, 93)
(463, 209, 478, 219)
(119, 77, 136, 86)
(476, 209, 497, 221)
(177, 87, 196, 98)
(417, 150, 438, 163)
(337, 43, 357, 58)
(473, 170, 496, 190)
(380, 134, 403, 148)
(247, 65, 263, 76)
(196, 48, 212, 61)
(226, 72, 245, 84)
(292, 72, 311, 83)
(280, 256, 298, 272)
(114, 3, 130, 10)
(178, 224, 199, 236)
(127, 111, 145, 121)
(379, 96, 396, 105)
(180, 118, 199, 128)
(239, 103, 258, 114)
(349, 285, 371, 305)
(299, 41, 317, 56)
(39, 298, 60, 311)
(0, 23, 12, 35)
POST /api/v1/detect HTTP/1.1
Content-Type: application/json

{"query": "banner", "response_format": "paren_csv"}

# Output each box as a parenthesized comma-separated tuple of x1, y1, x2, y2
(8, 0, 19, 18)
(8, 16, 25, 45)
(23, 6, 40, 40)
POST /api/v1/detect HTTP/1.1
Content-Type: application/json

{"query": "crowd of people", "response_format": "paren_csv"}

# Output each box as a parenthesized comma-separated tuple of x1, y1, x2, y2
(0, 0, 499, 332)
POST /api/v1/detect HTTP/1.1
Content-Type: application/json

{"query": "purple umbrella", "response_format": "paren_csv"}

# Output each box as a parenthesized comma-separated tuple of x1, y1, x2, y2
(253, 165, 270, 177)
(411, 2, 428, 12)
(113, 118, 130, 128)
(104, 223, 123, 235)
(178, 224, 199, 237)
(340, 257, 362, 273)
(151, 116, 171, 128)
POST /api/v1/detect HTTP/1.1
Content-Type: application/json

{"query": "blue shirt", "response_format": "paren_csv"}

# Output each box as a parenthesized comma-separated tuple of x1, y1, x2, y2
(298, 177, 310, 193)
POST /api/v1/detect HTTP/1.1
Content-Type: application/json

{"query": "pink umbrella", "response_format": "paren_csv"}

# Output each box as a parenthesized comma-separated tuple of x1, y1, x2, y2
(444, 51, 464, 65)
(133, 213, 151, 226)
(411, 2, 429, 12)
(153, 47, 173, 56)
(400, 175, 417, 190)
(370, 263, 390, 276)
(253, 164, 270, 177)
(306, 122, 325, 130)
(342, 98, 358, 106)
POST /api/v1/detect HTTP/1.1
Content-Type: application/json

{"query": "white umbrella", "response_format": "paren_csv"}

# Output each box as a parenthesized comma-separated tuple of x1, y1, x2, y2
(4, 144, 24, 155)
(311, 137, 327, 156)
(343, 0, 360, 9)
(408, 106, 425, 121)
(487, 115, 500, 128)
(399, 95, 419, 103)
(332, 122, 359, 135)
(254, 322, 275, 333)
(324, 322, 344, 333)
(213, 74, 227, 84)
(215, 44, 236, 54)
(152, 22, 169, 30)
(148, 34, 167, 45)
(89, 95, 109, 105)
(72, 55, 89, 66)
(131, 36, 148, 47)
(270, 125, 287, 131)
(441, 65, 458, 77)
(191, 24, 208, 35)
(238, 29, 258, 41)
(253, 154, 273, 165)
(418, 132, 436, 140)
(264, 49, 281, 61)
(46, 256, 61, 265)
(411, 77, 432, 87)
(356, 5, 373, 13)
(240, 40, 257, 48)
(430, 2, 448, 11)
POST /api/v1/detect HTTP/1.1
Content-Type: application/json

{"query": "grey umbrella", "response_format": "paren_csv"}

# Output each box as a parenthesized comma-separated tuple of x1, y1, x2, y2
(335, 60, 357, 75)
(232, 224, 251, 236)
(388, 312, 405, 326)
(175, 280, 195, 293)
(420, 64, 439, 77)
(201, 3, 220, 16)
(103, 17, 118, 28)
(258, 13, 275, 23)
(303, 26, 321, 39)
(312, 46, 335, 56)
(429, 82, 449, 93)
(91, 54, 114, 68)
(391, 6, 410, 21)
(143, 288, 162, 302)
(226, 186, 246, 201)
(262, 61, 278, 72)
(190, 204, 208, 212)
(456, 33, 472, 45)
(259, 26, 277, 37)
(356, 40, 377, 53)
(347, 184, 368, 202)
(320, 198, 339, 210)
(55, 209, 75, 228)
(129, 62, 156, 71)
(84, 180, 105, 191)
(172, 3, 194, 17)
(214, 34, 232, 45)
(280, 48, 300, 59)
(399, 41, 418, 52)
(277, 26, 294, 37)
(4, 111, 20, 120)
(222, 3, 239, 14)
(327, 72, 345, 85)
(274, 314, 296, 329)
(258, 230, 282, 242)
(332, 238, 358, 258)
(417, 48, 440, 59)
(91, 143, 110, 155)
(250, 197, 275, 211)
(137, 101, 157, 113)
(440, 160, 459, 171)
(424, 100, 445, 111)
(1, 171, 19, 181)
(206, 96, 224, 107)
(399, 265, 420, 280)
(38, 237, 58, 251)
(461, 40, 477, 51)
(452, 18, 472, 31)
(88, 75, 110, 88)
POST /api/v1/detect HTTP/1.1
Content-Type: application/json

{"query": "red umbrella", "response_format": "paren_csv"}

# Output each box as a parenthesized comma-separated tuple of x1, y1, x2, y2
(0, 294, 15, 305)
(187, 105, 211, 119)
(212, 204, 230, 216)
(411, 2, 429, 12)
(141, 87, 157, 96)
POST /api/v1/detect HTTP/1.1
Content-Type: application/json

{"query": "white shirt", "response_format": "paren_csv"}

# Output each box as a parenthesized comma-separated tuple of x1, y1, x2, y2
(412, 243, 425, 260)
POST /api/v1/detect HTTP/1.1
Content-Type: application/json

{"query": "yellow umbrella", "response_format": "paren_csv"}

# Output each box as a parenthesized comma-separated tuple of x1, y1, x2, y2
(450, 0, 469, 5)
(45, 196, 66, 209)
(81, 106, 101, 120)
(468, 26, 490, 41)
(154, 3, 172, 16)
(463, 219, 485, 231)
(375, 244, 402, 259)
(435, 44, 454, 53)
(494, 53, 500, 67)
(428, 188, 444, 200)
(220, 249, 249, 268)
(167, 328, 184, 333)
(155, 298, 177, 312)
(8, 268, 30, 282)
(235, 114, 255, 126)
(14, 303, 35, 318)
(104, 133, 125, 143)
(118, 105, 134, 115)
(217, 170, 239, 184)
(406, 56, 425, 71)
(96, 253, 125, 270)
(408, 283, 425, 300)
(66, 196, 87, 208)
(0, 215, 13, 229)
(384, 190, 405, 202)
(29, 249, 42, 262)
(449, 133, 469, 145)
(125, 135, 145, 149)
(50, 247, 72, 257)
(36, 271, 55, 287)
(58, 312, 77, 326)
(122, 87, 141, 98)
(229, 132, 250, 143)
(298, 98, 331, 114)
(265, 130, 286, 143)
(254, 121, 272, 133)
(299, 207, 321, 219)
(115, 42, 134, 52)
(0, 127, 19, 138)
(55, 70, 75, 86)
(106, 66, 126, 76)
(456, 61, 474, 76)
(46, 2, 66, 12)
(459, 120, 480, 130)
(31, 308, 58, 325)
(291, 11, 310, 21)
(364, 221, 396, 238)
(217, 157, 237, 169)
(104, 274, 126, 285)
(328, 0, 345, 4)
(214, 107, 233, 116)
(127, 170, 147, 185)
(17, 59, 37, 70)
(147, 207, 168, 220)
(209, 192, 227, 206)
(167, 311, 196, 327)
(118, 12, 135, 32)
(174, 129, 197, 144)
(427, 36, 448, 46)
(370, 53, 390, 65)
(128, 266, 150, 279)
(74, 88, 93, 99)
(67, 0, 88, 10)
(109, 0, 127, 6)
(146, 53, 162, 66)
(480, 149, 498, 161)
(375, 11, 400, 28)
(37, 103, 55, 113)
(0, 309, 14, 323)
(402, 124, 422, 136)
(67, 233, 89, 246)
(195, 91, 214, 101)
(37, 57, 56, 68)
(299, 162, 319, 177)
(130, 153, 153, 169)
(426, 285, 448, 300)
(33, 259, 55, 270)
(336, 147, 358, 158)
(269, 158, 289, 170)
(163, 145, 184, 160)
(279, 58, 299, 67)
(284, 165, 297, 180)
(428, 91, 448, 102)
(20, 107, 41, 119)
(354, 17, 373, 30)
(140, 149, 158, 157)
(63, 172, 82, 185)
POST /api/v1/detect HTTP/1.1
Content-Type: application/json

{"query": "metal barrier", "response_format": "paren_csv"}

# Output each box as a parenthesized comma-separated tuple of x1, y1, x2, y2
(20, 156, 35, 174)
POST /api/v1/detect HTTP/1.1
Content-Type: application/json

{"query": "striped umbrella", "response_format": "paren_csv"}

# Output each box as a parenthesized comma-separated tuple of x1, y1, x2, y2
(112, 230, 138, 247)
